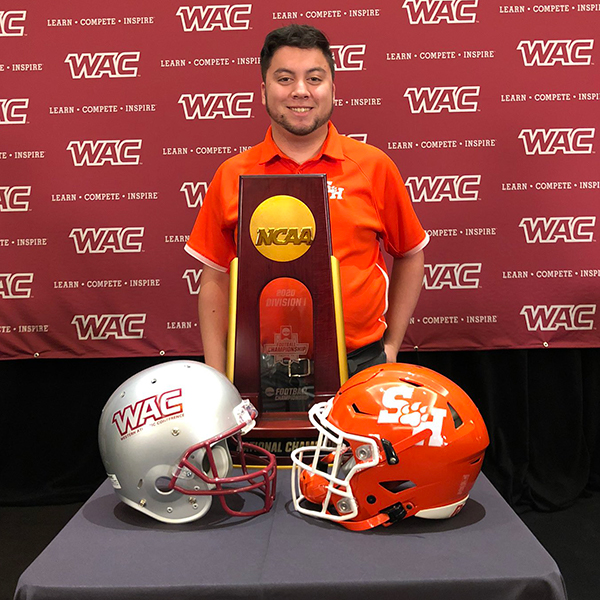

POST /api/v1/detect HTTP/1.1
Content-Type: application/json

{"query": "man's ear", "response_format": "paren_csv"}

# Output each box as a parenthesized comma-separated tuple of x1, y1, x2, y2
(261, 81, 266, 106)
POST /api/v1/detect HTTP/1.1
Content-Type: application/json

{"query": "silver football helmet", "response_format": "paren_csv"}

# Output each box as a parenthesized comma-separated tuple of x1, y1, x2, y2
(98, 360, 277, 523)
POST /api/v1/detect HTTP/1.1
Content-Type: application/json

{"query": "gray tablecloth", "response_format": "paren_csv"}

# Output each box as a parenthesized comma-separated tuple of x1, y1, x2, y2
(15, 470, 567, 600)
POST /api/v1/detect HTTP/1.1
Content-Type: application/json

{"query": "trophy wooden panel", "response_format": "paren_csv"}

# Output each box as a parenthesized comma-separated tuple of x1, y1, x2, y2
(229, 174, 347, 452)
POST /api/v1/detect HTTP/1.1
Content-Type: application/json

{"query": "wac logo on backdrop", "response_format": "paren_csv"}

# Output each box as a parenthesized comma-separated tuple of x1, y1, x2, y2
(180, 182, 208, 208)
(0, 273, 34, 299)
(69, 227, 144, 254)
(519, 128, 594, 155)
(72, 314, 146, 340)
(0, 10, 26, 35)
(0, 98, 28, 124)
(424, 263, 481, 289)
(182, 269, 202, 294)
(520, 305, 596, 331)
(330, 45, 366, 71)
(517, 40, 594, 66)
(519, 217, 595, 243)
(67, 140, 142, 166)
(404, 87, 479, 113)
(179, 93, 253, 119)
(0, 186, 31, 212)
(112, 389, 184, 438)
(403, 0, 478, 24)
(65, 52, 140, 79)
(406, 175, 480, 202)
(176, 5, 251, 31)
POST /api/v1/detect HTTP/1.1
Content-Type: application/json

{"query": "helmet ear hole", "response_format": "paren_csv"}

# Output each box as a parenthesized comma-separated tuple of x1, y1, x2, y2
(155, 476, 174, 495)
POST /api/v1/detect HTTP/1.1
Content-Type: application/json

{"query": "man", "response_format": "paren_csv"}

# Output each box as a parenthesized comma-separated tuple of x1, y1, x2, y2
(185, 24, 428, 376)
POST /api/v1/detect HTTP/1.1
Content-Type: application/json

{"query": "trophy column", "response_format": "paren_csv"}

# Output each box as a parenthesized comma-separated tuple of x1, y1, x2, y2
(227, 174, 347, 461)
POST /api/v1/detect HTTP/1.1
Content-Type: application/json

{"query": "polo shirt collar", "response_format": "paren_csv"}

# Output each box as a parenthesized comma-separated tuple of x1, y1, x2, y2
(258, 121, 345, 165)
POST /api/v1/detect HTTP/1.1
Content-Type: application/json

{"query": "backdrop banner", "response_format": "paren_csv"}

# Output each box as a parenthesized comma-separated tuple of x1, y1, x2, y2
(1, 0, 599, 360)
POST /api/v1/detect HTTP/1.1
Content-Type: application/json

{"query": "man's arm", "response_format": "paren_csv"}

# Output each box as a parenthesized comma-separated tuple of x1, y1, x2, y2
(198, 265, 230, 373)
(383, 250, 425, 363)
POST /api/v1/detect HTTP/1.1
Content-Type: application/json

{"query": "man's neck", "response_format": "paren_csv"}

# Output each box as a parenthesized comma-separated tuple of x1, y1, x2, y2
(271, 123, 329, 165)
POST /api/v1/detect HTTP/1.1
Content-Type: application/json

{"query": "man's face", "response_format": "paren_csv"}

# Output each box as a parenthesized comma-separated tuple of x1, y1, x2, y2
(261, 46, 335, 138)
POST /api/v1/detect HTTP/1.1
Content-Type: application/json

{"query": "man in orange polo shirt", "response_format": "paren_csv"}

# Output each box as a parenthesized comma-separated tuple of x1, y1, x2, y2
(185, 24, 428, 377)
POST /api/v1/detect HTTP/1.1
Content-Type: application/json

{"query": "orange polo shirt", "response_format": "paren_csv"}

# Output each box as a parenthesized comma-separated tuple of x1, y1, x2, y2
(185, 123, 428, 353)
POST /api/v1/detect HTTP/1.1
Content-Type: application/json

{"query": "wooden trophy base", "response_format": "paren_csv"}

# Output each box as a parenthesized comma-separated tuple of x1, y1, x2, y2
(241, 393, 333, 465)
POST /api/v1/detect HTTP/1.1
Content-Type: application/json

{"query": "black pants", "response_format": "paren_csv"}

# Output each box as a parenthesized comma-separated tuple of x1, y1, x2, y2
(260, 339, 386, 411)
(347, 338, 387, 378)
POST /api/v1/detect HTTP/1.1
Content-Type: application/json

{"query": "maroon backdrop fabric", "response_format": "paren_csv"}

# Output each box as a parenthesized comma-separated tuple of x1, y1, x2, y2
(1, 0, 599, 360)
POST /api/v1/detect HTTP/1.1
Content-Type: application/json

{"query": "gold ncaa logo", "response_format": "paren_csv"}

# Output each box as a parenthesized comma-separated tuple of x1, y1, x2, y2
(250, 195, 316, 262)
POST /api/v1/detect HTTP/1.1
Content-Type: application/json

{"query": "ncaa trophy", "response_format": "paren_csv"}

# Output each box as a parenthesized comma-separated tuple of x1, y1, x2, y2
(227, 174, 348, 461)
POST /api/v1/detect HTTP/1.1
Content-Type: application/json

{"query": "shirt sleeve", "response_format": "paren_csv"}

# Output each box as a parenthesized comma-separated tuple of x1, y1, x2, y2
(374, 151, 429, 257)
(185, 165, 238, 272)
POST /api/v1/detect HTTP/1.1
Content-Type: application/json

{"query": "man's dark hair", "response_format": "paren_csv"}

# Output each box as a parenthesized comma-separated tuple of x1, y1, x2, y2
(260, 24, 335, 81)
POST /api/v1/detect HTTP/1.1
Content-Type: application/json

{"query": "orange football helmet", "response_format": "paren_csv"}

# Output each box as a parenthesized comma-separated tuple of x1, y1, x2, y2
(291, 363, 489, 530)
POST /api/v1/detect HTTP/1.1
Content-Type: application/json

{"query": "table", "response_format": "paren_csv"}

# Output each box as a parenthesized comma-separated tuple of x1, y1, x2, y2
(15, 470, 567, 600)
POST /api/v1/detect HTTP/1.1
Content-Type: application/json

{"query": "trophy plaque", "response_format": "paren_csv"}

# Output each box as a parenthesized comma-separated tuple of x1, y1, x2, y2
(226, 174, 347, 461)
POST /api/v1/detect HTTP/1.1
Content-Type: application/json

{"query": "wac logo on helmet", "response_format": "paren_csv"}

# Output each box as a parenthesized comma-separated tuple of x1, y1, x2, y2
(250, 195, 316, 262)
(112, 389, 184, 439)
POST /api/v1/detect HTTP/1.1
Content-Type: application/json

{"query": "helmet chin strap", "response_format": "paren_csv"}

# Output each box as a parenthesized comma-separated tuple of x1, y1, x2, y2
(340, 502, 407, 531)
(340, 512, 390, 531)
